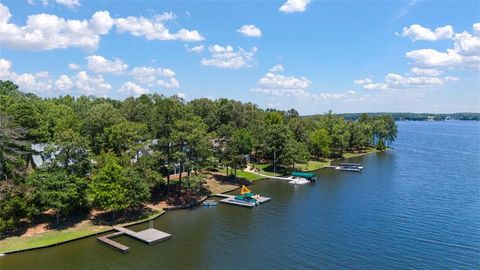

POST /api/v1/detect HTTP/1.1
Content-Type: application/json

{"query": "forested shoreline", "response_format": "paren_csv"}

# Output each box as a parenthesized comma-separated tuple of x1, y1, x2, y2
(0, 80, 397, 237)
(313, 112, 480, 121)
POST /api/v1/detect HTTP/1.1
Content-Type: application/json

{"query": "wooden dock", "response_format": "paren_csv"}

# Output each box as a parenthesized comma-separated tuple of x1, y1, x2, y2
(97, 232, 130, 253)
(113, 226, 172, 244)
(97, 226, 171, 252)
(214, 194, 271, 208)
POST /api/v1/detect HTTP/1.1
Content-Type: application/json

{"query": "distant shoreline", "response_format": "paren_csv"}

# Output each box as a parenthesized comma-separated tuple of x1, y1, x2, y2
(304, 113, 480, 122)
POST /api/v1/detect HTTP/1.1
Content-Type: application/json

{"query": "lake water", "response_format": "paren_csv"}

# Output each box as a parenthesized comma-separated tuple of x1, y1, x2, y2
(1, 121, 479, 269)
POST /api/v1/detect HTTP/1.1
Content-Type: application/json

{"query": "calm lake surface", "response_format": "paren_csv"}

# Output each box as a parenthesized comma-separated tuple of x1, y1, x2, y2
(1, 121, 479, 269)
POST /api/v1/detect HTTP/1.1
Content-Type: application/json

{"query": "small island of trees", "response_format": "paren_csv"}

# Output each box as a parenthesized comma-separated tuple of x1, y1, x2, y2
(0, 80, 397, 239)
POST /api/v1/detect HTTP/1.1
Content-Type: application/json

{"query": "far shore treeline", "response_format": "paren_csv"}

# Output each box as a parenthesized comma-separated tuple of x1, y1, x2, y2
(310, 112, 480, 121)
(0, 80, 397, 237)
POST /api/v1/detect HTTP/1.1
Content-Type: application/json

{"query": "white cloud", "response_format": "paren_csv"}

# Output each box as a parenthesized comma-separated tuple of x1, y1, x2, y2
(186, 45, 205, 53)
(27, 0, 49, 6)
(73, 71, 111, 95)
(400, 24, 453, 41)
(115, 13, 204, 42)
(85, 55, 128, 74)
(54, 75, 73, 92)
(14, 73, 52, 93)
(157, 77, 179, 88)
(1, 58, 113, 96)
(312, 90, 357, 101)
(201, 45, 257, 69)
(406, 49, 462, 67)
(355, 73, 458, 91)
(404, 23, 480, 70)
(237, 25, 262, 37)
(129, 66, 179, 88)
(0, 4, 114, 50)
(55, 0, 80, 9)
(410, 67, 442, 76)
(252, 65, 311, 97)
(118, 81, 149, 97)
(68, 63, 80, 70)
(269, 64, 284, 72)
(0, 58, 53, 94)
(279, 0, 311, 13)
(354, 78, 372, 85)
(0, 58, 13, 79)
(474, 23, 480, 34)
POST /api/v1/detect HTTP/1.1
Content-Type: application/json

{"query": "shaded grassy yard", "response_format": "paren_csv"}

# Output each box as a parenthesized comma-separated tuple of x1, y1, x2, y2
(219, 168, 264, 181)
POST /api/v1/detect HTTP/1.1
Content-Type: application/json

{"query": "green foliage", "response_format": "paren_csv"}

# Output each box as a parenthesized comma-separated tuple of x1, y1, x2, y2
(84, 103, 125, 154)
(48, 129, 90, 176)
(27, 171, 87, 223)
(308, 128, 332, 158)
(104, 121, 147, 155)
(0, 181, 29, 235)
(88, 156, 149, 215)
(280, 138, 309, 169)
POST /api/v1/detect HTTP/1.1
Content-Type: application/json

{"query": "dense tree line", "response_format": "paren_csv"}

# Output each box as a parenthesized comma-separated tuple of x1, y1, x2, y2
(0, 81, 397, 236)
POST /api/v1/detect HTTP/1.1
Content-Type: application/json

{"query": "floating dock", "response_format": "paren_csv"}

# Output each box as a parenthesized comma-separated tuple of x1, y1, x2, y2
(97, 226, 171, 252)
(214, 194, 271, 208)
(113, 226, 171, 244)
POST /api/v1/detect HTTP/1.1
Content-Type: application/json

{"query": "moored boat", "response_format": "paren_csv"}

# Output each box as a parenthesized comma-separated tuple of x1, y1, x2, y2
(291, 172, 317, 182)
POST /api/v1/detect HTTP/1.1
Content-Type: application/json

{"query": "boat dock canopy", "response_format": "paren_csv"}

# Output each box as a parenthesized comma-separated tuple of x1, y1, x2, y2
(292, 172, 316, 178)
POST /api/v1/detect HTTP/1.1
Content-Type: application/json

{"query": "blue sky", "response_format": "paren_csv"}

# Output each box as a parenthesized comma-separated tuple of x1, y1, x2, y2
(0, 0, 479, 114)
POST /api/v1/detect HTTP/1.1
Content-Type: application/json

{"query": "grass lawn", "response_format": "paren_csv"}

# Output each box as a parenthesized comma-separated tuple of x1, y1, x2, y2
(219, 168, 264, 181)
(0, 210, 164, 254)
(204, 178, 240, 194)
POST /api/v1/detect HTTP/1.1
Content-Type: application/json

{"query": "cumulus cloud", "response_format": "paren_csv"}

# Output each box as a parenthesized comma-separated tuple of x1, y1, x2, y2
(410, 67, 443, 76)
(279, 0, 311, 13)
(237, 25, 262, 37)
(85, 55, 128, 74)
(68, 63, 80, 70)
(269, 64, 284, 72)
(55, 0, 80, 9)
(0, 4, 114, 50)
(201, 45, 257, 69)
(252, 65, 311, 97)
(186, 45, 205, 53)
(157, 77, 179, 88)
(355, 73, 458, 91)
(115, 13, 204, 42)
(400, 24, 454, 41)
(129, 66, 179, 88)
(118, 81, 149, 97)
(1, 57, 115, 97)
(72, 71, 112, 95)
(54, 75, 73, 92)
(404, 23, 480, 70)
(0, 58, 53, 94)
(312, 90, 357, 101)
(253, 65, 357, 102)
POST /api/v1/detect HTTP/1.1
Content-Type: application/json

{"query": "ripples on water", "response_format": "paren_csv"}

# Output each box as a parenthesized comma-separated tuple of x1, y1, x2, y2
(1, 121, 479, 270)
